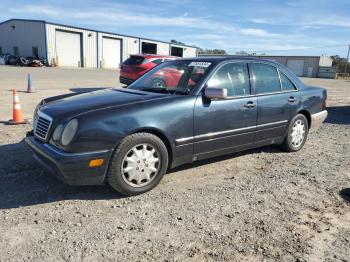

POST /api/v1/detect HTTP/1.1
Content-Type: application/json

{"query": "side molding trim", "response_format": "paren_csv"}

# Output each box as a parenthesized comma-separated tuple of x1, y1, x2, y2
(175, 120, 288, 146)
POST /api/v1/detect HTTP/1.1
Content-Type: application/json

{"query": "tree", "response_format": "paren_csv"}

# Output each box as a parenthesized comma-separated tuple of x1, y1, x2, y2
(198, 48, 227, 55)
(331, 55, 350, 73)
(171, 39, 185, 45)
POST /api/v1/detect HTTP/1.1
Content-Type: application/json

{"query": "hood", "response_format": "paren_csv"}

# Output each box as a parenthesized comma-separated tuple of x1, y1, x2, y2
(39, 88, 166, 119)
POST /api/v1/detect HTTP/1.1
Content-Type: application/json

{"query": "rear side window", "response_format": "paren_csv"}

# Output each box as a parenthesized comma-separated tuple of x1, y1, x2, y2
(252, 64, 281, 94)
(207, 63, 250, 96)
(123, 56, 145, 65)
(279, 71, 296, 91)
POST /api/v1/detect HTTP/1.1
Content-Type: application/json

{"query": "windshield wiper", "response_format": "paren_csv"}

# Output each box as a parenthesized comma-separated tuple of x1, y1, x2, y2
(139, 87, 190, 95)
(140, 87, 170, 94)
(167, 88, 190, 95)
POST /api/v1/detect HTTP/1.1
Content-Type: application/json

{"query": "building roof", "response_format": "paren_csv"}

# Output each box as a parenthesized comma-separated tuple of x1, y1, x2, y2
(0, 18, 198, 49)
(181, 55, 278, 63)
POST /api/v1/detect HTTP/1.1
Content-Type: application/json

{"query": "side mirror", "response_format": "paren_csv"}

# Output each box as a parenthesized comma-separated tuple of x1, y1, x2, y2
(204, 87, 227, 100)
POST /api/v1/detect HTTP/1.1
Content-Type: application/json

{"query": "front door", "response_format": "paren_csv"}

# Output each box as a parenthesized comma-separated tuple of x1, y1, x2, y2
(250, 63, 300, 142)
(194, 62, 257, 159)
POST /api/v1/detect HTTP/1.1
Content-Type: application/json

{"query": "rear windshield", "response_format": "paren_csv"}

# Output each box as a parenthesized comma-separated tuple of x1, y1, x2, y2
(123, 56, 145, 65)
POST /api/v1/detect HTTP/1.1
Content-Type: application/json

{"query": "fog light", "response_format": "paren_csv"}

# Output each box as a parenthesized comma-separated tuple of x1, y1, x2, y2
(89, 159, 104, 167)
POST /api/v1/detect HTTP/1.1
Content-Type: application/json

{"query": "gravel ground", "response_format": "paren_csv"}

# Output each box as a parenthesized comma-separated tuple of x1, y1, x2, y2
(0, 66, 349, 261)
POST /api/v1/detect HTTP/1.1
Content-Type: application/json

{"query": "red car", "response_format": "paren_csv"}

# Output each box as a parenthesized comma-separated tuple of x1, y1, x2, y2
(120, 54, 177, 85)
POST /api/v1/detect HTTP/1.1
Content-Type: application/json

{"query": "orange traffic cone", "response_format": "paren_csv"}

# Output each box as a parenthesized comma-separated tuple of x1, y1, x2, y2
(7, 89, 28, 125)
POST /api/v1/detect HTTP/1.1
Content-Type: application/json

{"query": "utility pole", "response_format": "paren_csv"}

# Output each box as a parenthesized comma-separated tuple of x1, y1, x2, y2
(345, 44, 350, 75)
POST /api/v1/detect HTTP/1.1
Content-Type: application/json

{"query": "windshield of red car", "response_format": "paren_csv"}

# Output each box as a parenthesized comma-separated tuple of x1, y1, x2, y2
(127, 60, 212, 95)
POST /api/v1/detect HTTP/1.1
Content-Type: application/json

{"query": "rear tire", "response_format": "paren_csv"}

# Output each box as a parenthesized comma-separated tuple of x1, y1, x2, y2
(281, 114, 308, 152)
(107, 132, 168, 196)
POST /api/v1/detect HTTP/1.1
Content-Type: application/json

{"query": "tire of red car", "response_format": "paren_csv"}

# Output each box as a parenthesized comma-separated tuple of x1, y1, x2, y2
(151, 78, 166, 88)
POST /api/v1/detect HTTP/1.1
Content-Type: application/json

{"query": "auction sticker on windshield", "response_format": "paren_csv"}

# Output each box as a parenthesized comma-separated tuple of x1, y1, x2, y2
(188, 62, 212, 67)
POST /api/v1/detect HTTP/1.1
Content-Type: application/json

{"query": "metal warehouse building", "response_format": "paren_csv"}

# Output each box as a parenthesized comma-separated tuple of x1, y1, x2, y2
(255, 55, 333, 77)
(0, 19, 198, 68)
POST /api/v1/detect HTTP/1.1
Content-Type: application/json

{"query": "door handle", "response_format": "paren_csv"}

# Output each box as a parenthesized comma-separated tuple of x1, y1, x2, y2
(288, 96, 296, 103)
(244, 101, 255, 108)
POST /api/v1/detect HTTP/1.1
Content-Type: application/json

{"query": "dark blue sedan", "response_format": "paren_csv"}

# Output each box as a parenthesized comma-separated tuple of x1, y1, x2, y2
(26, 57, 328, 195)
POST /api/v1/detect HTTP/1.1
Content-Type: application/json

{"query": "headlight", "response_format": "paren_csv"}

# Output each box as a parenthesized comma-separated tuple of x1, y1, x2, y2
(52, 124, 63, 142)
(61, 119, 79, 146)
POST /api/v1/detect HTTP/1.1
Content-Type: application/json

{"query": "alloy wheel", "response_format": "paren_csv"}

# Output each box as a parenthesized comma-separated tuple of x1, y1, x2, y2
(121, 143, 160, 187)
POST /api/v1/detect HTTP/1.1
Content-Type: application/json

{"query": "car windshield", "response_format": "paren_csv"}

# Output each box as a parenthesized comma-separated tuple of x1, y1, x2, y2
(127, 60, 212, 95)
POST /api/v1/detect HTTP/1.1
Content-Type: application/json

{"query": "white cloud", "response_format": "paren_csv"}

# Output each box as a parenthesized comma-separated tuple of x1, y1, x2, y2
(3, 1, 348, 56)
(251, 15, 350, 29)
(239, 28, 282, 37)
(7, 4, 236, 33)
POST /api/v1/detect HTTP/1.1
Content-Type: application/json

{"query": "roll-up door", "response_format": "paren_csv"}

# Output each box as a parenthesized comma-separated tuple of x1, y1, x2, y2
(56, 30, 82, 67)
(102, 37, 121, 68)
(287, 59, 304, 76)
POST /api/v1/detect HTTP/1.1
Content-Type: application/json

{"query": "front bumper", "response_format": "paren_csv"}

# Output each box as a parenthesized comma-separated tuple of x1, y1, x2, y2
(310, 110, 328, 132)
(25, 134, 113, 185)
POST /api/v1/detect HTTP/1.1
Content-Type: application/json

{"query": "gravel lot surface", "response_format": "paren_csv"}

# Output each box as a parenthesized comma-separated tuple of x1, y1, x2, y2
(0, 66, 349, 261)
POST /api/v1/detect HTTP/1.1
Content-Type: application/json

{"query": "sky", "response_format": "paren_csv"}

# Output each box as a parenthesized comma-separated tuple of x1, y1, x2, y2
(1, 0, 350, 56)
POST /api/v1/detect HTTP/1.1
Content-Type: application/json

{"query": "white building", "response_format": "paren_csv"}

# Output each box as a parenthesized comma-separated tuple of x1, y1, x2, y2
(0, 19, 198, 68)
(255, 55, 333, 77)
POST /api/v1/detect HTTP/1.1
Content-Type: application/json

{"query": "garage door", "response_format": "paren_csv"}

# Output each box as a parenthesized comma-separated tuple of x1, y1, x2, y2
(56, 30, 82, 67)
(102, 37, 121, 68)
(287, 59, 304, 76)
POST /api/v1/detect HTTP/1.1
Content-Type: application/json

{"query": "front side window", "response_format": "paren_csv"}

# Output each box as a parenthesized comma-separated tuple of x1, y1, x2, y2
(280, 71, 296, 91)
(252, 63, 281, 94)
(128, 60, 212, 95)
(207, 63, 250, 96)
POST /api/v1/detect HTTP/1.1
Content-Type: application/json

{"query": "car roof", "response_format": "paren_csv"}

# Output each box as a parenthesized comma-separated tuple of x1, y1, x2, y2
(131, 54, 178, 59)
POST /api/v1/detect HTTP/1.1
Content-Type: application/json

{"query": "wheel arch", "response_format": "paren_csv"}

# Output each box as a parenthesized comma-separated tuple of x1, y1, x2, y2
(297, 109, 311, 129)
(131, 127, 173, 169)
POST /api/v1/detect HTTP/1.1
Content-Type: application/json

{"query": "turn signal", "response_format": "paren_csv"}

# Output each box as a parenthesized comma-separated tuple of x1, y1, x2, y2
(89, 159, 104, 167)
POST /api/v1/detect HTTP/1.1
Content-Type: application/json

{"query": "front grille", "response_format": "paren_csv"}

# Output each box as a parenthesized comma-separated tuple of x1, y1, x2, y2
(34, 112, 52, 141)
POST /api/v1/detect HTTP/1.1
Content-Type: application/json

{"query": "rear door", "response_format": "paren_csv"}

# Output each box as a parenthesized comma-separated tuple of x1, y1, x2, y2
(251, 63, 300, 142)
(194, 62, 257, 158)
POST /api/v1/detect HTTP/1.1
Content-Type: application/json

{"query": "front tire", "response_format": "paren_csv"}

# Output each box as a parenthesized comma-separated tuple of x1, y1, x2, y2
(107, 133, 168, 196)
(281, 114, 309, 152)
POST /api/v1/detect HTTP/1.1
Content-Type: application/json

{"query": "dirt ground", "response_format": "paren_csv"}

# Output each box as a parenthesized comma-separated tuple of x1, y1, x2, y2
(0, 66, 349, 261)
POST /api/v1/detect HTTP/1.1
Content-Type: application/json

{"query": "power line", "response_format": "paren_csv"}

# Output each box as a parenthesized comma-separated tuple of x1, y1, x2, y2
(345, 44, 350, 74)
